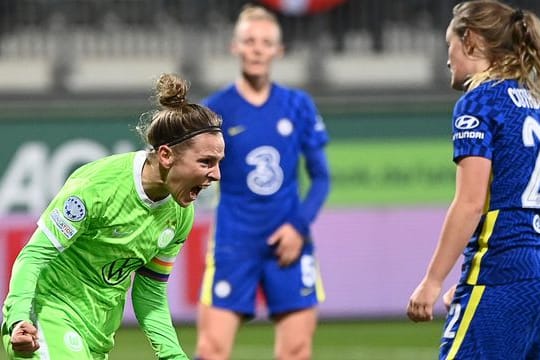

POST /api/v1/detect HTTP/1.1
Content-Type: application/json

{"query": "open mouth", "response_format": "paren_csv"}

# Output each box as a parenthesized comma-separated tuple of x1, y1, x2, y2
(190, 186, 203, 199)
(190, 184, 211, 200)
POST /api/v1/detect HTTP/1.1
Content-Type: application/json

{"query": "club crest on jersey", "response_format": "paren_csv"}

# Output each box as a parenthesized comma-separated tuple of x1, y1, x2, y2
(63, 330, 83, 352)
(533, 214, 540, 234)
(214, 280, 232, 298)
(277, 118, 293, 136)
(158, 227, 175, 248)
(63, 196, 86, 222)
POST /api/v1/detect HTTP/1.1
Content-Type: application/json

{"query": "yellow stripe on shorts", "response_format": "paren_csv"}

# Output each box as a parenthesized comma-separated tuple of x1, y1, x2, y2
(315, 259, 326, 302)
(200, 232, 216, 306)
(446, 285, 486, 359)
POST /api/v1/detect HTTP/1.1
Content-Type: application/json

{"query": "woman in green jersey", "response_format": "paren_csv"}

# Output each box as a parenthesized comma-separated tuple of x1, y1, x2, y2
(2, 73, 224, 360)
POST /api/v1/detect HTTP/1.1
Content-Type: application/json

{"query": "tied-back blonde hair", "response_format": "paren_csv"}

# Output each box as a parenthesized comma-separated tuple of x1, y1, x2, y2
(451, 0, 540, 98)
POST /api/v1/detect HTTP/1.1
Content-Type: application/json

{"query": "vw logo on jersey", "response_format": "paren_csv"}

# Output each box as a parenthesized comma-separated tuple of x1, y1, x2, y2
(102, 258, 144, 285)
(158, 227, 175, 248)
(63, 196, 86, 222)
(455, 115, 480, 130)
(277, 118, 293, 136)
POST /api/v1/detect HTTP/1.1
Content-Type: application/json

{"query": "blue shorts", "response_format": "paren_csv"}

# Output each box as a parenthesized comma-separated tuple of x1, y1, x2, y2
(440, 280, 540, 359)
(199, 239, 325, 318)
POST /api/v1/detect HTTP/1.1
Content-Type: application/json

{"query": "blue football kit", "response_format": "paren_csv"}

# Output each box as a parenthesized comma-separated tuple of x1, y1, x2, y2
(199, 83, 330, 317)
(441, 79, 540, 359)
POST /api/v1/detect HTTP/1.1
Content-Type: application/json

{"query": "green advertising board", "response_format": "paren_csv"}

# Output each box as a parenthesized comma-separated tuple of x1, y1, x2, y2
(325, 139, 454, 206)
(319, 101, 456, 206)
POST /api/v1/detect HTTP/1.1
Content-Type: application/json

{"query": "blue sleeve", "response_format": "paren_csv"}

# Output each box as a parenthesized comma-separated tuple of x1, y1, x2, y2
(452, 87, 497, 163)
(287, 146, 331, 237)
(299, 92, 329, 151)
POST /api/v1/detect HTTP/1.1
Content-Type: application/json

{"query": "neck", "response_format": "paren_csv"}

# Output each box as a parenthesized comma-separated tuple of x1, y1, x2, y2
(141, 159, 169, 201)
(236, 74, 271, 106)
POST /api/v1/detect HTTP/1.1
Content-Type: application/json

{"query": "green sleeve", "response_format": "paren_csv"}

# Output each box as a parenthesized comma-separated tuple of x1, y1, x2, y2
(131, 273, 189, 360)
(3, 230, 59, 331)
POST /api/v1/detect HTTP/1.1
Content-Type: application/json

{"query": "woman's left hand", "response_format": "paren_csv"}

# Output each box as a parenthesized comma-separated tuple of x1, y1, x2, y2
(267, 223, 304, 267)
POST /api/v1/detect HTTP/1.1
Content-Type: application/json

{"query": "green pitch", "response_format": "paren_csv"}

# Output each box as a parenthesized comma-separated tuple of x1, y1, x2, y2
(104, 319, 444, 360)
(0, 319, 443, 359)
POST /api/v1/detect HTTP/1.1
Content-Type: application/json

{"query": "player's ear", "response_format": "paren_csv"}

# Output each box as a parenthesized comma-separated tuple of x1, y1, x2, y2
(462, 29, 483, 57)
(157, 145, 174, 169)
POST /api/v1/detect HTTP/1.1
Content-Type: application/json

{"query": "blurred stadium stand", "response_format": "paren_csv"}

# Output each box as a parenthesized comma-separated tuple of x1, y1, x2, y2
(0, 0, 539, 100)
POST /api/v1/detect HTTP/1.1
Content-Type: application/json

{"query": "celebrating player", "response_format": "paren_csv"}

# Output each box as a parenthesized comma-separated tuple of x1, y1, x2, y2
(407, 1, 540, 358)
(195, 4, 331, 360)
(1, 73, 224, 359)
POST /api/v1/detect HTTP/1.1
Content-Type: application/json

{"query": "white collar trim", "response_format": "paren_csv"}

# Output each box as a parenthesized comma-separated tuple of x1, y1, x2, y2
(133, 151, 171, 208)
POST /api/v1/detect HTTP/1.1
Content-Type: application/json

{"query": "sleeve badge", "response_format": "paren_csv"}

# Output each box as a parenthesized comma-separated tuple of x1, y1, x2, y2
(63, 196, 87, 222)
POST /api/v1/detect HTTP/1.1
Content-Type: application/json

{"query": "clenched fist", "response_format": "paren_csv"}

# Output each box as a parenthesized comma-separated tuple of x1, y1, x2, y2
(10, 321, 40, 354)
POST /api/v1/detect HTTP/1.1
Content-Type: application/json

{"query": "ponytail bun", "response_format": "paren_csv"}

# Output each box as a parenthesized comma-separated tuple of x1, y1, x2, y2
(155, 73, 190, 109)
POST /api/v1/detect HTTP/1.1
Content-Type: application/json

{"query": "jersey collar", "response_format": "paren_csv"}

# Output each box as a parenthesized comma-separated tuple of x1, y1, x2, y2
(133, 151, 172, 208)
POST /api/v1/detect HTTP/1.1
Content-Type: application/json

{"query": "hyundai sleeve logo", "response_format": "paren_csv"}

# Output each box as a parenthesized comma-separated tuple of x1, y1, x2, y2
(455, 115, 480, 130)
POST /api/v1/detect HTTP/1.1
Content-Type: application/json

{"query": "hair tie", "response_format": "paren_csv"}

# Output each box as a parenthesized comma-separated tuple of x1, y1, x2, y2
(511, 8, 524, 23)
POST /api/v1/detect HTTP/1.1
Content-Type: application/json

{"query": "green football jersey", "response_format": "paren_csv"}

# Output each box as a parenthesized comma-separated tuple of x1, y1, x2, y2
(16, 151, 193, 353)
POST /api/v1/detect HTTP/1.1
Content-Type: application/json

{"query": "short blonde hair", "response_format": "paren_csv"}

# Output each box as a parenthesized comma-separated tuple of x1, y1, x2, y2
(233, 4, 282, 42)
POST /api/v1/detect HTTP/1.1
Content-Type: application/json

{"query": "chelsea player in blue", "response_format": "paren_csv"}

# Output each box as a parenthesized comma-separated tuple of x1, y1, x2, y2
(195, 5, 330, 360)
(407, 1, 540, 359)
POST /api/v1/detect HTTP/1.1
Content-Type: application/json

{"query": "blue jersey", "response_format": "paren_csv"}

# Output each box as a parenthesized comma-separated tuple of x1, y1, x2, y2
(204, 83, 329, 244)
(453, 79, 540, 285)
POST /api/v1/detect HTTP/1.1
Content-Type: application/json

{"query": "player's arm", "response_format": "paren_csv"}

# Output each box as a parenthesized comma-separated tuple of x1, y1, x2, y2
(3, 230, 60, 334)
(5, 174, 93, 343)
(269, 146, 330, 266)
(287, 92, 331, 237)
(407, 156, 491, 322)
(132, 255, 188, 360)
(287, 146, 331, 237)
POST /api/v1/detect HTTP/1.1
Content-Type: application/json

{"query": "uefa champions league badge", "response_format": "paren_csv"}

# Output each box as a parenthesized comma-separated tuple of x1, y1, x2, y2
(158, 228, 175, 248)
(63, 196, 86, 222)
